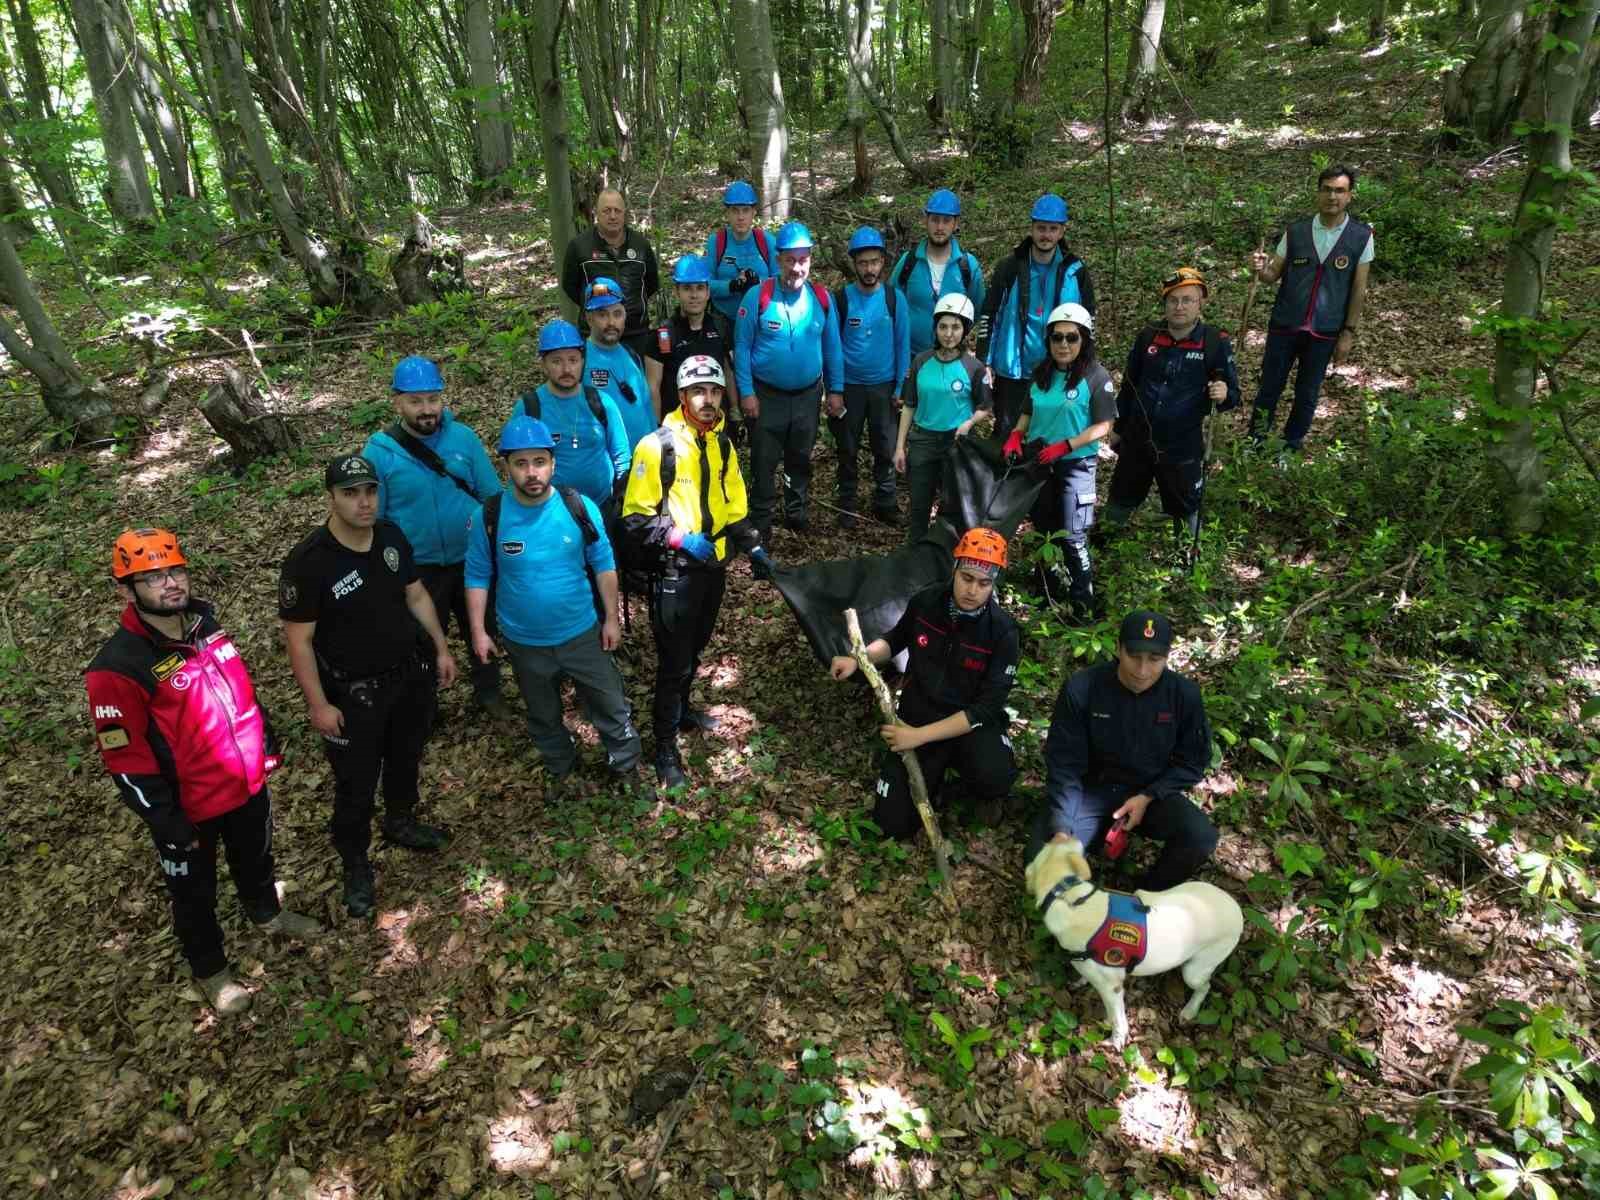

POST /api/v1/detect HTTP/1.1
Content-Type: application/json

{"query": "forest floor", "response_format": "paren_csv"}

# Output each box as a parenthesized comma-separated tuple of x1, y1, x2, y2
(4, 32, 1600, 1200)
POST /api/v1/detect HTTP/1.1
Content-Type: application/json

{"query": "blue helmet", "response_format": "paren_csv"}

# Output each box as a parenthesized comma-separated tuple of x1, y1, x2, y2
(673, 255, 712, 285)
(774, 221, 815, 253)
(538, 319, 584, 355)
(498, 415, 556, 455)
(392, 355, 444, 393)
(1030, 193, 1069, 223)
(584, 277, 625, 311)
(723, 180, 759, 207)
(847, 227, 886, 256)
(925, 188, 961, 217)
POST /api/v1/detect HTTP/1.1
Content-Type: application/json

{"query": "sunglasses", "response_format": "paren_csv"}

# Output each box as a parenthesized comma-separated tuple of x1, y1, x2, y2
(1049, 332, 1082, 346)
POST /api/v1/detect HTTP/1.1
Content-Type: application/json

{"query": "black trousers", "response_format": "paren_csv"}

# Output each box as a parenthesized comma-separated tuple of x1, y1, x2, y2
(873, 722, 1016, 840)
(1028, 781, 1219, 892)
(991, 375, 1031, 436)
(650, 566, 727, 745)
(749, 377, 822, 536)
(1107, 435, 1204, 520)
(419, 561, 500, 701)
(154, 787, 280, 978)
(321, 660, 437, 867)
(829, 381, 898, 516)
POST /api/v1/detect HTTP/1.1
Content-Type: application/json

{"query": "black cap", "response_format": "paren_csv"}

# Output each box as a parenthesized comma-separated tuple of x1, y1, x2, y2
(1119, 610, 1173, 655)
(325, 454, 379, 489)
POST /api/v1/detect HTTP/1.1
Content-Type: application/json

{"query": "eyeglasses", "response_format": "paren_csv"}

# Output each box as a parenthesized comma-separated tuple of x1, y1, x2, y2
(1165, 294, 1201, 306)
(1049, 332, 1081, 345)
(133, 566, 189, 586)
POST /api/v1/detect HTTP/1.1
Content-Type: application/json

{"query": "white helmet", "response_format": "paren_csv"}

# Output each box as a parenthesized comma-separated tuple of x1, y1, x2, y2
(676, 354, 725, 391)
(932, 292, 975, 330)
(1046, 302, 1093, 334)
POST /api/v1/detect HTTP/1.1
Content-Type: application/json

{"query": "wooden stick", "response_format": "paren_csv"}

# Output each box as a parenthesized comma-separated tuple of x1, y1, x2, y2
(843, 608, 957, 911)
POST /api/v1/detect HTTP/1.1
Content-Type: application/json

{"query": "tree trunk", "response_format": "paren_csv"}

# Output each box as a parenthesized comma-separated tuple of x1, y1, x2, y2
(0, 149, 36, 237)
(964, 0, 989, 114)
(1368, 0, 1389, 39)
(199, 364, 298, 467)
(1266, 0, 1289, 33)
(69, 0, 158, 226)
(845, 0, 876, 192)
(521, 0, 578, 319)
(1443, 0, 1543, 145)
(181, 0, 259, 226)
(1014, 0, 1061, 106)
(105, 0, 198, 207)
(930, 0, 956, 128)
(1121, 0, 1166, 122)
(465, 0, 514, 197)
(207, 0, 392, 313)
(1484, 0, 1599, 532)
(0, 4, 83, 215)
(391, 211, 467, 305)
(0, 230, 117, 439)
(729, 0, 793, 222)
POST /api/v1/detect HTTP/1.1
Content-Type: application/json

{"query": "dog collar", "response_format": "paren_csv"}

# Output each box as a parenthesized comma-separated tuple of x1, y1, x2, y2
(1039, 873, 1097, 913)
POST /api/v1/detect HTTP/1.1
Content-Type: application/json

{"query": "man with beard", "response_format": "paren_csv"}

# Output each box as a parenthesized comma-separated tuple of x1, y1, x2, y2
(890, 189, 986, 357)
(362, 355, 508, 719)
(976, 193, 1096, 433)
(561, 187, 661, 359)
(515, 320, 632, 516)
(279, 456, 460, 918)
(584, 277, 662, 453)
(465, 417, 642, 794)
(622, 356, 775, 788)
(829, 227, 911, 528)
(88, 529, 322, 1015)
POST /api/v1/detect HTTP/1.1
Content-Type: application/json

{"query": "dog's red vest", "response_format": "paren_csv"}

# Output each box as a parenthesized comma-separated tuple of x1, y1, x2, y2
(1082, 891, 1149, 969)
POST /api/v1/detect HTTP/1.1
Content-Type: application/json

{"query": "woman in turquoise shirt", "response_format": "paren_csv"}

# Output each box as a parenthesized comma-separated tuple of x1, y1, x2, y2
(1002, 302, 1115, 619)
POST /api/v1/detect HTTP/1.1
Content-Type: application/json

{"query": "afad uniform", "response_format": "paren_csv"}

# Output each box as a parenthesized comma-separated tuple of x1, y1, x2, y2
(86, 601, 283, 976)
(278, 519, 435, 865)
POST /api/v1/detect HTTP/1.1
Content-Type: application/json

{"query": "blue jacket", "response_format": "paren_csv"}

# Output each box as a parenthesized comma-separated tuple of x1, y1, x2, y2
(733, 281, 844, 397)
(517, 384, 631, 507)
(464, 489, 615, 647)
(977, 238, 1094, 381)
(889, 238, 986, 355)
(585, 341, 657, 452)
(837, 283, 911, 392)
(705, 227, 777, 321)
(362, 412, 501, 565)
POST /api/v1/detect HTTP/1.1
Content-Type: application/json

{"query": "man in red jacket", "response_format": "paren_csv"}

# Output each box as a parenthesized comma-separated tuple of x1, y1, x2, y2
(86, 529, 322, 1016)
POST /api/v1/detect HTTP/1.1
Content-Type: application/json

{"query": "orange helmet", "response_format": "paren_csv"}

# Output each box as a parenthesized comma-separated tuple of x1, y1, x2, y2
(953, 527, 1007, 571)
(1161, 266, 1208, 298)
(112, 528, 186, 580)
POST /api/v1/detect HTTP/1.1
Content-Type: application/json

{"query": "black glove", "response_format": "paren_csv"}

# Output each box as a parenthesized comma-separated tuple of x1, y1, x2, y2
(749, 546, 775, 581)
(733, 268, 759, 295)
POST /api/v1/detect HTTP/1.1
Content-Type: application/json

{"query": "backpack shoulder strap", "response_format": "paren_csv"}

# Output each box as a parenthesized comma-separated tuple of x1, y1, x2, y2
(558, 487, 599, 545)
(1201, 325, 1230, 375)
(833, 286, 849, 327)
(895, 251, 916, 292)
(381, 422, 480, 501)
(483, 492, 503, 540)
(753, 227, 769, 260)
(757, 277, 775, 316)
(713, 227, 728, 262)
(810, 281, 831, 315)
(519, 391, 540, 420)
(885, 285, 897, 319)
(655, 426, 678, 495)
(959, 253, 975, 292)
(581, 384, 609, 428)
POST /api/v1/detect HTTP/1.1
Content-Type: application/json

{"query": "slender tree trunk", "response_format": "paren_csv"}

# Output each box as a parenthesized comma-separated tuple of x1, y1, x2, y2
(1014, 0, 1061, 106)
(729, 0, 792, 222)
(465, 0, 514, 196)
(0, 231, 117, 438)
(1121, 0, 1166, 122)
(0, 5, 83, 215)
(525, 0, 578, 319)
(964, 0, 989, 113)
(1266, 0, 1289, 33)
(182, 0, 259, 225)
(1368, 0, 1389, 39)
(1443, 0, 1544, 145)
(845, 0, 876, 192)
(0, 150, 35, 237)
(70, 0, 158, 226)
(930, 0, 956, 127)
(1485, 0, 1599, 532)
(883, 0, 897, 98)
(105, 0, 197, 207)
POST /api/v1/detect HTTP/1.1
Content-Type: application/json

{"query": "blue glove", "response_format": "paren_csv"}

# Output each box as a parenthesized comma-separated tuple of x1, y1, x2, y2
(749, 546, 775, 581)
(678, 532, 715, 562)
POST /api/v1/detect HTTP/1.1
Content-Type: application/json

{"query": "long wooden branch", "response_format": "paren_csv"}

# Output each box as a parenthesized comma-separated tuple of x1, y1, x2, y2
(843, 608, 956, 910)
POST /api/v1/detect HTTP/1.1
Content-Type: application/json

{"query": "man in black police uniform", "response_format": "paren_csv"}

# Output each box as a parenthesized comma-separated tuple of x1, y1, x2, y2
(1030, 610, 1218, 891)
(279, 455, 460, 918)
(561, 187, 661, 360)
(649, 255, 737, 439)
(828, 527, 1019, 836)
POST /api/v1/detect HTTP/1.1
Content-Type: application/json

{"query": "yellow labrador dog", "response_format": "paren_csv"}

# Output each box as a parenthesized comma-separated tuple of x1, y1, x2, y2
(1025, 833, 1243, 1047)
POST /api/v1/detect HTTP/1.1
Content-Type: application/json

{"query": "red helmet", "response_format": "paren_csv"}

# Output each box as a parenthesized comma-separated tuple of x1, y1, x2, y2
(112, 528, 186, 580)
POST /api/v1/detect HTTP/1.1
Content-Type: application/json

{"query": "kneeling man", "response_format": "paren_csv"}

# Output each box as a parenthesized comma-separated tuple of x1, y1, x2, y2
(830, 528, 1019, 836)
(1031, 609, 1218, 890)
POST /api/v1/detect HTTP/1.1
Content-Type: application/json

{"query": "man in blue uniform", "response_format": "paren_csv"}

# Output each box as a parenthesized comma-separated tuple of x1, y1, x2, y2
(1103, 268, 1239, 544)
(1248, 165, 1373, 453)
(362, 356, 508, 719)
(515, 319, 632, 515)
(465, 417, 641, 792)
(890, 189, 985, 357)
(1031, 610, 1218, 891)
(733, 221, 844, 542)
(829, 227, 911, 529)
(705, 180, 776, 323)
(976, 193, 1095, 434)
(584, 277, 662, 453)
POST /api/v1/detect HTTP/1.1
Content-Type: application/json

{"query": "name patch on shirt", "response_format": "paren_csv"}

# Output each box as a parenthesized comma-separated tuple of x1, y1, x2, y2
(765, 320, 782, 331)
(1157, 712, 1173, 723)
(501, 541, 525, 556)
(590, 369, 611, 387)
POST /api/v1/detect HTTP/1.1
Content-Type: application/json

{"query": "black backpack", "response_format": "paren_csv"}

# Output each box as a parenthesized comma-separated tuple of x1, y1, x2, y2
(481, 487, 604, 621)
(896, 249, 976, 296)
(519, 384, 611, 431)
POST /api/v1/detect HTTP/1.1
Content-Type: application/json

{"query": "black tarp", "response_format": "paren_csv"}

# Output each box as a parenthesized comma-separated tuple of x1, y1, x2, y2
(772, 436, 1050, 663)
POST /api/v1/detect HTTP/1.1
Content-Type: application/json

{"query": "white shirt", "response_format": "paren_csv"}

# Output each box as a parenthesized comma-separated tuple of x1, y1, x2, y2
(1276, 215, 1375, 265)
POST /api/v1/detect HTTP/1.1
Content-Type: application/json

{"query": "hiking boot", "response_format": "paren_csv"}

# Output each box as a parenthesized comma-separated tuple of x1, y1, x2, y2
(343, 861, 376, 918)
(196, 967, 251, 1016)
(873, 507, 903, 528)
(545, 770, 573, 803)
(381, 816, 450, 851)
(973, 797, 1004, 828)
(255, 909, 324, 939)
(655, 743, 688, 790)
(784, 514, 810, 534)
(837, 510, 859, 531)
(679, 709, 721, 734)
(474, 693, 514, 722)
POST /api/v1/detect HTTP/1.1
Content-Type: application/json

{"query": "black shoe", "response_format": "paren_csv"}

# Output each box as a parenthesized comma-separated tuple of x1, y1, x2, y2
(342, 862, 375, 918)
(655, 745, 687, 789)
(474, 693, 514, 722)
(837, 510, 858, 530)
(382, 816, 450, 851)
(679, 709, 721, 733)
(784, 515, 810, 533)
(873, 507, 902, 528)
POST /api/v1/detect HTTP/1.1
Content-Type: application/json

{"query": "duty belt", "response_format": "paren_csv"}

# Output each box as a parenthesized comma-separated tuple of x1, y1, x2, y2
(318, 652, 419, 689)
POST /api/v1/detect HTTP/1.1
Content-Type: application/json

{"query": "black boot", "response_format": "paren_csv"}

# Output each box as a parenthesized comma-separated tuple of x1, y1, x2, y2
(382, 815, 450, 851)
(655, 739, 687, 789)
(679, 709, 721, 733)
(342, 860, 376, 919)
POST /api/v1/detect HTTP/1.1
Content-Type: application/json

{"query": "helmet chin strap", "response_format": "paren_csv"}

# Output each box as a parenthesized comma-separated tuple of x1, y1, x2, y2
(681, 401, 718, 433)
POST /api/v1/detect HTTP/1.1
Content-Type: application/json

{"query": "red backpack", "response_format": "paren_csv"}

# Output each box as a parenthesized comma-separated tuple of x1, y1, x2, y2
(754, 277, 832, 320)
(713, 225, 771, 266)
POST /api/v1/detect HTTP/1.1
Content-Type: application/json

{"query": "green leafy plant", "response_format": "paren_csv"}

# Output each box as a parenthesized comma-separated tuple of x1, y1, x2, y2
(1249, 732, 1333, 813)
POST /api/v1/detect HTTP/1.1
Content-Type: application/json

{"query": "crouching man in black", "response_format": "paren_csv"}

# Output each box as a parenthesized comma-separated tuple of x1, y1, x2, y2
(1029, 609, 1218, 890)
(829, 528, 1019, 835)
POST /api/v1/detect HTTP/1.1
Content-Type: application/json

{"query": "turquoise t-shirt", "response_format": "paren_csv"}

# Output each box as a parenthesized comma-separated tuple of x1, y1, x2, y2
(585, 341, 657, 452)
(1024, 363, 1115, 459)
(909, 353, 981, 432)
(464, 490, 615, 647)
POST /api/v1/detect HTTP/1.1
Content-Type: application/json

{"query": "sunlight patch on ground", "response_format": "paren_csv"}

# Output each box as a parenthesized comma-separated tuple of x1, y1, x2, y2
(1119, 1077, 1199, 1155)
(485, 1113, 553, 1176)
(307, 1164, 358, 1197)
(374, 905, 422, 974)
(118, 424, 200, 489)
